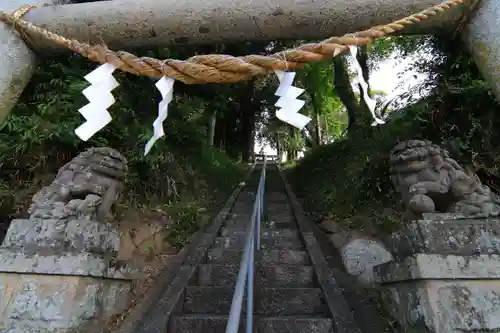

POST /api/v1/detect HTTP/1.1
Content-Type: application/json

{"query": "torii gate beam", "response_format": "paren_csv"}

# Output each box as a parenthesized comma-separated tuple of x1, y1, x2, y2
(19, 0, 468, 51)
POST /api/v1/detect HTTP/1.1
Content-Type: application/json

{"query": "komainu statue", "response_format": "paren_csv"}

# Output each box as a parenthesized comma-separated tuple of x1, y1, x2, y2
(0, 148, 136, 332)
(29, 147, 127, 223)
(389, 140, 500, 218)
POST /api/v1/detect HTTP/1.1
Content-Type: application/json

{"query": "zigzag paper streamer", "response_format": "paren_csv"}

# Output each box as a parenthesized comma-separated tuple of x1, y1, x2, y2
(348, 45, 385, 126)
(144, 76, 175, 155)
(273, 70, 311, 130)
(75, 63, 119, 141)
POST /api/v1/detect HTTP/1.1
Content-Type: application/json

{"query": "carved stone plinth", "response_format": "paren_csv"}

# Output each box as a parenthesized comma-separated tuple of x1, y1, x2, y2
(374, 213, 500, 333)
(0, 218, 137, 333)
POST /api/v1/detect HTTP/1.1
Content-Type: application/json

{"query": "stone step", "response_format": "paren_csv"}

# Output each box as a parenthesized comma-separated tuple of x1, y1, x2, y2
(197, 264, 315, 288)
(236, 191, 258, 196)
(220, 227, 299, 239)
(229, 212, 253, 218)
(224, 219, 296, 230)
(230, 208, 254, 215)
(265, 196, 289, 199)
(264, 206, 291, 210)
(266, 211, 294, 217)
(265, 206, 292, 212)
(212, 236, 304, 250)
(232, 202, 254, 208)
(266, 211, 294, 218)
(227, 212, 252, 219)
(169, 315, 333, 333)
(265, 203, 292, 209)
(207, 248, 310, 265)
(233, 197, 256, 202)
(231, 201, 254, 205)
(262, 220, 296, 228)
(265, 192, 288, 199)
(183, 286, 328, 316)
(222, 219, 251, 229)
(264, 202, 289, 206)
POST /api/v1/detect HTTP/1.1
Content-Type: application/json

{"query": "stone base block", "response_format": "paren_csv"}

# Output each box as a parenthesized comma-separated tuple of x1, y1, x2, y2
(379, 279, 500, 333)
(0, 248, 138, 279)
(0, 273, 132, 333)
(375, 254, 500, 333)
(387, 213, 500, 260)
(375, 253, 500, 283)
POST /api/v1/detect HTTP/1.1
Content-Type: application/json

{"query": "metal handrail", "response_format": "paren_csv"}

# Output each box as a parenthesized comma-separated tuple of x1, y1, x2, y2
(225, 157, 267, 333)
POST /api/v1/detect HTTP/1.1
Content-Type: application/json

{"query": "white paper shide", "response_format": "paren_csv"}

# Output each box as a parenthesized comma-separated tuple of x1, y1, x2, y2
(144, 76, 175, 155)
(75, 63, 119, 141)
(273, 69, 311, 130)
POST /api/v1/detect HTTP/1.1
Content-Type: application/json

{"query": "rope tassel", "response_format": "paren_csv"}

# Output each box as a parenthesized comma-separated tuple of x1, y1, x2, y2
(75, 63, 118, 141)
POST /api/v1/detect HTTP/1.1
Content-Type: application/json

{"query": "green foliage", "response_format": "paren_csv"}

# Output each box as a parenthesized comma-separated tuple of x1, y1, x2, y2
(0, 49, 247, 245)
(167, 200, 207, 248)
(298, 61, 348, 141)
(261, 59, 349, 153)
(369, 36, 431, 69)
(289, 35, 500, 235)
(0, 180, 10, 215)
(3, 33, 499, 243)
(290, 104, 429, 233)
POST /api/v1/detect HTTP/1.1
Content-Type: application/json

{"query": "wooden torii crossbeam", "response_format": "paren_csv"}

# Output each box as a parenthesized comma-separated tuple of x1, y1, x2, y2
(0, 0, 498, 125)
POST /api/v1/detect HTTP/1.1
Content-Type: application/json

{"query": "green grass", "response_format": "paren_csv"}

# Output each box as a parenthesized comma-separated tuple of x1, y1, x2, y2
(288, 106, 432, 234)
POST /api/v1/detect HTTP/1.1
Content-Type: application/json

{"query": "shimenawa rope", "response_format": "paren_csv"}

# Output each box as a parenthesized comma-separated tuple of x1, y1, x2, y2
(0, 0, 470, 84)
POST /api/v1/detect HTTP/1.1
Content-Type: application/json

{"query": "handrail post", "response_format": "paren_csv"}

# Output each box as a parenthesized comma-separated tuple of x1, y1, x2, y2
(257, 156, 266, 250)
(246, 232, 254, 333)
(256, 180, 261, 250)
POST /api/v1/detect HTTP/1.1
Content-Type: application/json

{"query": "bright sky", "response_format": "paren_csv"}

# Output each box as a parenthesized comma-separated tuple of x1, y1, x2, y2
(254, 54, 426, 155)
(370, 54, 427, 100)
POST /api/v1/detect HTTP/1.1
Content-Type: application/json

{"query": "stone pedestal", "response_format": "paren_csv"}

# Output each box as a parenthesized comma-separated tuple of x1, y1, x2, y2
(374, 213, 500, 333)
(0, 217, 137, 333)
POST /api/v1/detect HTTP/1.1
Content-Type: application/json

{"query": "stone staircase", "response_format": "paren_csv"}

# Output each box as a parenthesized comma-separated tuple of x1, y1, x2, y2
(162, 164, 347, 332)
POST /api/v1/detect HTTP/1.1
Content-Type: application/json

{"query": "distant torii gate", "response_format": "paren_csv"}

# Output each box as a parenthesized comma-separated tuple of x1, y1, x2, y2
(0, 0, 497, 125)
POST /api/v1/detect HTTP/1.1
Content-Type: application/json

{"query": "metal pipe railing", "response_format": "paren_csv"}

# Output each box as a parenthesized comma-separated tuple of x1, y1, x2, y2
(225, 157, 267, 333)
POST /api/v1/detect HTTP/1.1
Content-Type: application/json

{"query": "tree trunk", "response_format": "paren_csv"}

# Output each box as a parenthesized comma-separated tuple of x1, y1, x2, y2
(332, 56, 361, 133)
(323, 114, 329, 143)
(309, 93, 322, 146)
(315, 112, 322, 145)
(247, 121, 256, 162)
(276, 133, 282, 161)
(333, 55, 374, 134)
(303, 123, 317, 148)
(238, 81, 257, 162)
(208, 109, 217, 146)
(356, 45, 372, 98)
(355, 45, 381, 121)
